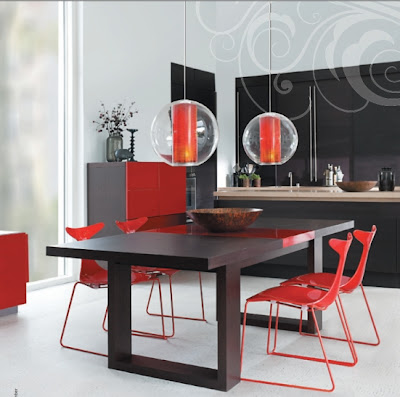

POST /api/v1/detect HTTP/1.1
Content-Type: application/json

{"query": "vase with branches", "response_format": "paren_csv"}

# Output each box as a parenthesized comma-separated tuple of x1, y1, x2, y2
(93, 101, 138, 162)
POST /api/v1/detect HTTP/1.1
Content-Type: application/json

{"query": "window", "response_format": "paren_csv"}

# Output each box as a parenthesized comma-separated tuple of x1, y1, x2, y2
(0, 1, 63, 282)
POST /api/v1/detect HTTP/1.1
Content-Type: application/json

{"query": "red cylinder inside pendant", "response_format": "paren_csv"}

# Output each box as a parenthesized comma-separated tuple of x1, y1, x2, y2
(259, 115, 281, 164)
(172, 102, 198, 164)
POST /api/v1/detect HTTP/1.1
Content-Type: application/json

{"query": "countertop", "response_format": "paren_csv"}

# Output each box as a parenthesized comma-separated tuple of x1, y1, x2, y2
(214, 186, 400, 202)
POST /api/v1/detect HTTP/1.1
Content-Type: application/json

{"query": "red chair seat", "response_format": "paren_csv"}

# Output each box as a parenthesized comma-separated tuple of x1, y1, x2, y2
(80, 268, 108, 287)
(282, 273, 351, 292)
(248, 285, 328, 309)
(131, 265, 179, 277)
(79, 263, 160, 288)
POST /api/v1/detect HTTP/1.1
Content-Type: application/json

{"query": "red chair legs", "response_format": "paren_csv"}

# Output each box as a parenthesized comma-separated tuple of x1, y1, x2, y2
(269, 301, 356, 366)
(102, 278, 175, 339)
(358, 284, 380, 346)
(146, 272, 206, 322)
(297, 297, 358, 366)
(60, 282, 107, 357)
(299, 287, 380, 347)
(240, 301, 355, 392)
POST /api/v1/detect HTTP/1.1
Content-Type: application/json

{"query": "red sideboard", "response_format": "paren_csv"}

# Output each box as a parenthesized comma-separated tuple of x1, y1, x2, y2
(0, 231, 29, 314)
(87, 162, 186, 237)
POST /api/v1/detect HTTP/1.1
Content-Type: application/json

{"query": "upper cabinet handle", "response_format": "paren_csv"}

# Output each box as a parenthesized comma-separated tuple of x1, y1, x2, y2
(313, 86, 317, 182)
(236, 91, 240, 165)
(309, 86, 313, 182)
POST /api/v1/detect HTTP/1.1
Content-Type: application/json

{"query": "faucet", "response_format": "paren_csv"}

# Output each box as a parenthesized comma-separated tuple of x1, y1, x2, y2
(288, 172, 293, 188)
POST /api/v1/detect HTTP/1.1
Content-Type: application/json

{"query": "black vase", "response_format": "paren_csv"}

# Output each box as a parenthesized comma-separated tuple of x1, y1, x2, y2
(378, 168, 395, 191)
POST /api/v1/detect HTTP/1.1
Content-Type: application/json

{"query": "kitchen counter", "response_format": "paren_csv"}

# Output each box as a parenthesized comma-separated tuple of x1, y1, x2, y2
(215, 186, 400, 287)
(214, 186, 400, 203)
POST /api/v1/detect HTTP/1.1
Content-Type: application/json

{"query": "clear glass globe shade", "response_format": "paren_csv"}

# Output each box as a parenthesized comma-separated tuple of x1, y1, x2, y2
(242, 112, 298, 165)
(150, 99, 219, 166)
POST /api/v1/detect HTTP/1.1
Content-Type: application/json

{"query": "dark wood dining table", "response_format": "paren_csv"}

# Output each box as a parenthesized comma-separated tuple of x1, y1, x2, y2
(46, 216, 353, 392)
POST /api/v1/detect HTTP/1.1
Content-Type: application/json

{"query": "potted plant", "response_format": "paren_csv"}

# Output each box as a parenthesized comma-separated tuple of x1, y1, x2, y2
(93, 101, 138, 162)
(238, 174, 250, 187)
(250, 173, 261, 187)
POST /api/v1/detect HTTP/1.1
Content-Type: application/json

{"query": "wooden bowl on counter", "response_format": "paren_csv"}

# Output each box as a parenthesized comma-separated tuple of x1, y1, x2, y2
(336, 181, 377, 192)
(187, 208, 263, 233)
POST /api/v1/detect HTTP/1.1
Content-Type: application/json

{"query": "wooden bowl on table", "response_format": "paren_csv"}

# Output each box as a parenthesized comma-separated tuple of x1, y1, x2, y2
(186, 208, 263, 233)
(336, 181, 377, 192)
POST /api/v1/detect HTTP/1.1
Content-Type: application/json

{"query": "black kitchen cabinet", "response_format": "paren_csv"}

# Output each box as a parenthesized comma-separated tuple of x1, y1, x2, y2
(353, 69, 400, 181)
(236, 61, 400, 187)
(314, 77, 354, 183)
(273, 75, 314, 186)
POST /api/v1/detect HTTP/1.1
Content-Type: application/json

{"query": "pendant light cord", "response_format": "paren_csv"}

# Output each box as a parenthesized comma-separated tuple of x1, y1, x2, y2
(269, 2, 278, 186)
(183, 0, 187, 100)
(183, 1, 193, 174)
(269, 1, 272, 113)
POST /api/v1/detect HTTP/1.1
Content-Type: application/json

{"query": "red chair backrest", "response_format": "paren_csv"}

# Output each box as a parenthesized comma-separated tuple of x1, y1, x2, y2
(115, 217, 148, 234)
(314, 233, 353, 310)
(66, 222, 104, 241)
(65, 222, 105, 280)
(341, 225, 377, 292)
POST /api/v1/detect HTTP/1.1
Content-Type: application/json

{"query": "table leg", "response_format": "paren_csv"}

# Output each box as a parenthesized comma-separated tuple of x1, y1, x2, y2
(216, 265, 241, 391)
(106, 261, 237, 391)
(307, 237, 323, 332)
(108, 262, 132, 365)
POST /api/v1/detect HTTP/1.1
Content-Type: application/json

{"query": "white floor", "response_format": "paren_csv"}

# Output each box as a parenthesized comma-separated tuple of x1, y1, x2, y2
(0, 272, 399, 397)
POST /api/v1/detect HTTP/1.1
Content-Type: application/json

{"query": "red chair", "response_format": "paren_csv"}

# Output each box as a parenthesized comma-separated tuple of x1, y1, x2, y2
(240, 233, 354, 392)
(61, 222, 169, 358)
(115, 218, 206, 336)
(281, 226, 379, 346)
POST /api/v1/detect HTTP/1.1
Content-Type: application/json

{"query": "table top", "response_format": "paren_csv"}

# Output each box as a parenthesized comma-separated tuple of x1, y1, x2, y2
(46, 218, 353, 272)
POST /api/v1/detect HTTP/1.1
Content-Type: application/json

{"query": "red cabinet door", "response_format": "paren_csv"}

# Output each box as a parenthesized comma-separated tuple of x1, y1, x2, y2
(0, 232, 29, 310)
(159, 163, 186, 215)
(126, 189, 159, 219)
(126, 162, 159, 189)
(126, 162, 160, 219)
(125, 162, 186, 219)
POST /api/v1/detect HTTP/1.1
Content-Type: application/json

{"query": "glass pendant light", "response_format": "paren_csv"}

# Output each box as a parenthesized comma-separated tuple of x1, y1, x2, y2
(242, 2, 298, 166)
(151, 2, 219, 166)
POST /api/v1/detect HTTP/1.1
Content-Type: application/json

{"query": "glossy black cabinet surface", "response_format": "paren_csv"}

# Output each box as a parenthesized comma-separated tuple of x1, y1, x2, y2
(236, 61, 400, 186)
(353, 70, 400, 181)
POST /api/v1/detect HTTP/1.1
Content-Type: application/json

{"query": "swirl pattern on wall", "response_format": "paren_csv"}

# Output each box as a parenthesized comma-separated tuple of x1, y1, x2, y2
(195, 1, 400, 116)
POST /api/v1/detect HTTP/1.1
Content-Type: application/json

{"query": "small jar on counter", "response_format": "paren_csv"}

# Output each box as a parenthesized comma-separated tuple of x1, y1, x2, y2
(378, 168, 395, 191)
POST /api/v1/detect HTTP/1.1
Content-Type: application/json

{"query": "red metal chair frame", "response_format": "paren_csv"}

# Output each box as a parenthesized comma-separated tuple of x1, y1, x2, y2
(61, 222, 169, 358)
(240, 234, 354, 392)
(281, 225, 379, 347)
(115, 218, 206, 335)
